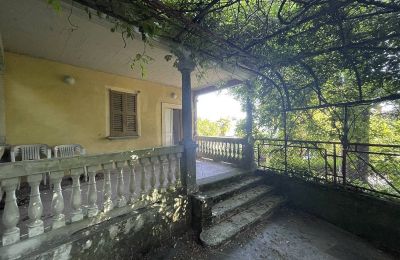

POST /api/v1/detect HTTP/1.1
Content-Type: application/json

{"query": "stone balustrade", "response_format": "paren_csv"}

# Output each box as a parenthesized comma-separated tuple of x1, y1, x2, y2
(0, 145, 183, 247)
(196, 136, 246, 165)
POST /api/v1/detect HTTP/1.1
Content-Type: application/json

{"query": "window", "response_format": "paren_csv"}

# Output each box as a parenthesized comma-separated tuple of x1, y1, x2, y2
(109, 90, 138, 137)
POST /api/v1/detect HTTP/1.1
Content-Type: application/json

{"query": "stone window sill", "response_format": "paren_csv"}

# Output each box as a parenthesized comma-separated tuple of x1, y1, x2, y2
(107, 136, 139, 140)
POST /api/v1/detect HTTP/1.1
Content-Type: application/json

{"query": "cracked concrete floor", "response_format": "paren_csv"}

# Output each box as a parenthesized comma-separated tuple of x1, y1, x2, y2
(143, 208, 396, 260)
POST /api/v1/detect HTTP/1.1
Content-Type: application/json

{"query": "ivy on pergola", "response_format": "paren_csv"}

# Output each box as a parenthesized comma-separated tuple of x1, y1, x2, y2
(74, 0, 400, 111)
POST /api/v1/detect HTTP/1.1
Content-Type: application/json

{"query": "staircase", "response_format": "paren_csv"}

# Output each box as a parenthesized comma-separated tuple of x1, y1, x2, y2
(192, 171, 286, 247)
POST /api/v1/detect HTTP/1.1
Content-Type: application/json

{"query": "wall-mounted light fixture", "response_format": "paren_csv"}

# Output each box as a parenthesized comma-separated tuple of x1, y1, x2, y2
(170, 92, 177, 99)
(63, 75, 76, 85)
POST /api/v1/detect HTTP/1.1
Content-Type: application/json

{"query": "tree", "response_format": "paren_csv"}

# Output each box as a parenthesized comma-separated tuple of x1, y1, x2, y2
(197, 118, 231, 137)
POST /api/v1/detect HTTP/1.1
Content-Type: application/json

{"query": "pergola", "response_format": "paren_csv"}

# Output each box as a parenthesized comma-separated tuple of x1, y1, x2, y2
(70, 0, 400, 195)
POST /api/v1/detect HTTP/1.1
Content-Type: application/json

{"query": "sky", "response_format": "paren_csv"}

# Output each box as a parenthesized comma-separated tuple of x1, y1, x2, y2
(196, 89, 246, 136)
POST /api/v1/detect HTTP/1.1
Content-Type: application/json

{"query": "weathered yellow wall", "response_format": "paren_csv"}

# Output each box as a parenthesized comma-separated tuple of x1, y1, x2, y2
(4, 52, 182, 154)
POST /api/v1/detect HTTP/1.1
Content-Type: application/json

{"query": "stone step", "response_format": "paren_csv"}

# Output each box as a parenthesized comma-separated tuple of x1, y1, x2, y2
(211, 184, 274, 224)
(195, 175, 264, 204)
(198, 170, 253, 192)
(199, 195, 286, 247)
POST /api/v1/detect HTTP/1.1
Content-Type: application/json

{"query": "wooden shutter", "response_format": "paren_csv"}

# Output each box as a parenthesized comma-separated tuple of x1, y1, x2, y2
(125, 93, 138, 136)
(110, 90, 138, 137)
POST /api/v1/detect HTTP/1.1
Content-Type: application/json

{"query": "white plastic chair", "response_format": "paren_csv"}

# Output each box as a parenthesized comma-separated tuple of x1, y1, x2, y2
(10, 144, 51, 185)
(53, 144, 87, 180)
(10, 144, 51, 162)
(53, 144, 86, 158)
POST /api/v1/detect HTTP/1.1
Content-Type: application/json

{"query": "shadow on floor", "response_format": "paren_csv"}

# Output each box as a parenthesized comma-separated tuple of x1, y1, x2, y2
(142, 207, 395, 260)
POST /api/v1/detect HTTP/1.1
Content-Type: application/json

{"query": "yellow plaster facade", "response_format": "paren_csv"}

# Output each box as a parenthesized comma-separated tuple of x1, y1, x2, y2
(3, 52, 182, 154)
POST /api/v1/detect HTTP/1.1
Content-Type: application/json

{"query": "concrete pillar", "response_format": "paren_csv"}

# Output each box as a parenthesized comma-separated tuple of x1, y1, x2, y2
(178, 55, 197, 193)
(0, 33, 5, 145)
(193, 95, 198, 137)
(244, 80, 255, 169)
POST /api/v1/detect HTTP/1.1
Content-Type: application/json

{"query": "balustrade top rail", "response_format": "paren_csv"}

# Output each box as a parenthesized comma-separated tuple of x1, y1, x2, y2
(0, 145, 183, 180)
(196, 136, 246, 143)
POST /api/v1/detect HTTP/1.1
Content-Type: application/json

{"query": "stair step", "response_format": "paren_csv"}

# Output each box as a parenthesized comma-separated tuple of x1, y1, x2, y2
(196, 176, 264, 203)
(198, 170, 252, 191)
(200, 195, 286, 247)
(211, 185, 274, 223)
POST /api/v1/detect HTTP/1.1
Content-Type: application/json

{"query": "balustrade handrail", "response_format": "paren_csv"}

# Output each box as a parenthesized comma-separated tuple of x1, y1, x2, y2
(0, 145, 184, 250)
(196, 136, 247, 167)
(0, 145, 183, 180)
(196, 136, 246, 143)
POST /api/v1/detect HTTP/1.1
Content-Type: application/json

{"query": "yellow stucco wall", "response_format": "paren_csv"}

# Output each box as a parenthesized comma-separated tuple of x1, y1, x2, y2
(4, 52, 182, 154)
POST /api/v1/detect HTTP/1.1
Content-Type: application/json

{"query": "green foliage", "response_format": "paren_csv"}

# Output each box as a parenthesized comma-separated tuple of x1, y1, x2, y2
(234, 119, 246, 138)
(197, 118, 231, 137)
(47, 0, 61, 12)
(48, 0, 400, 197)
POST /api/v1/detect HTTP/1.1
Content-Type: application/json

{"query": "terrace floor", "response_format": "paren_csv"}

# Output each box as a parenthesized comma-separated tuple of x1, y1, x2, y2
(143, 207, 395, 260)
(196, 159, 241, 180)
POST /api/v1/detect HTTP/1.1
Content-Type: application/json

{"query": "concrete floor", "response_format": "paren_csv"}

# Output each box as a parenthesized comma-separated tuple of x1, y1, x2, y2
(196, 159, 239, 180)
(143, 208, 395, 260)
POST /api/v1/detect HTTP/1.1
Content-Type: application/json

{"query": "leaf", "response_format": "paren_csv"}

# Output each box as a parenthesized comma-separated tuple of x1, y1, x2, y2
(47, 0, 61, 12)
(164, 55, 173, 62)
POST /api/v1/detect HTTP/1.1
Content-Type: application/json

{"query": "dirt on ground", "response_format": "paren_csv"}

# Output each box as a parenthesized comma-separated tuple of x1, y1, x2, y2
(141, 208, 396, 260)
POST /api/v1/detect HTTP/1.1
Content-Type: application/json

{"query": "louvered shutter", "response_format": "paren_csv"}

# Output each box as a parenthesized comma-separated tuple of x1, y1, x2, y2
(110, 90, 138, 137)
(125, 93, 138, 136)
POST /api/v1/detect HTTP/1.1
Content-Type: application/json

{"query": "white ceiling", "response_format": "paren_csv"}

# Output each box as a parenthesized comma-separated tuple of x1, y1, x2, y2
(0, 0, 244, 89)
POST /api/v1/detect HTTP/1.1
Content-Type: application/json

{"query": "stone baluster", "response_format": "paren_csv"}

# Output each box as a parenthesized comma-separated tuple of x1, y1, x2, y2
(175, 153, 182, 187)
(70, 168, 84, 222)
(198, 140, 201, 155)
(167, 154, 174, 189)
(223, 141, 228, 160)
(115, 161, 127, 207)
(1, 178, 20, 246)
(139, 158, 148, 200)
(27, 174, 44, 237)
(101, 162, 114, 212)
(234, 143, 239, 159)
(86, 165, 100, 217)
(149, 157, 158, 193)
(158, 155, 167, 192)
(128, 161, 137, 204)
(50, 171, 65, 229)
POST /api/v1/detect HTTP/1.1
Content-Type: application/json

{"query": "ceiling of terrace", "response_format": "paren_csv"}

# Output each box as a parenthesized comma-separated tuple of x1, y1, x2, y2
(0, 0, 246, 90)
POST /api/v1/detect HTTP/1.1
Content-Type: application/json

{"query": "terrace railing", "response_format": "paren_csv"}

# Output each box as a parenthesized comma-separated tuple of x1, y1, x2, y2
(256, 139, 400, 200)
(0, 145, 183, 249)
(196, 136, 246, 166)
